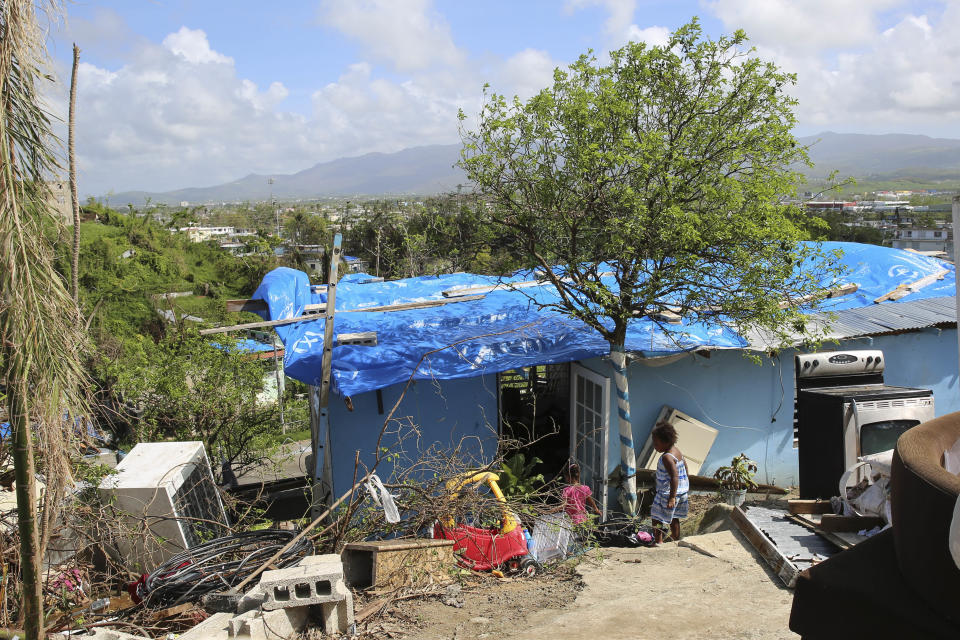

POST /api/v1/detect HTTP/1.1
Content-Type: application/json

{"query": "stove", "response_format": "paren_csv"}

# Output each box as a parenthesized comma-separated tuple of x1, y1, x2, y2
(794, 349, 934, 499)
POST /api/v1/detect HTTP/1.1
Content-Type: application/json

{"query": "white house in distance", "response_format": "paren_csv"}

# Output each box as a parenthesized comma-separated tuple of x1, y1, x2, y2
(893, 226, 953, 254)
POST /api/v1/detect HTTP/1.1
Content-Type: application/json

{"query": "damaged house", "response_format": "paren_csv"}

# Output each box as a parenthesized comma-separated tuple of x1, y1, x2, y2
(245, 241, 959, 514)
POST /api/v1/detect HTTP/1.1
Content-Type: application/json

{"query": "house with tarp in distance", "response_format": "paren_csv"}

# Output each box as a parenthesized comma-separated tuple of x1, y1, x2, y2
(246, 241, 959, 515)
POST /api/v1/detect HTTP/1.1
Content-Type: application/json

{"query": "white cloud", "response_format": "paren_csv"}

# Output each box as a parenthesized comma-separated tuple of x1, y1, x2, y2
(499, 49, 558, 100)
(707, 1, 960, 134)
(707, 0, 902, 53)
(161, 27, 233, 65)
(566, 0, 670, 49)
(318, 0, 464, 72)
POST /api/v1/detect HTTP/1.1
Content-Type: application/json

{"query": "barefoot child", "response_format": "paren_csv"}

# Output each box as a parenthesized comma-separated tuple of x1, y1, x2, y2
(650, 421, 689, 544)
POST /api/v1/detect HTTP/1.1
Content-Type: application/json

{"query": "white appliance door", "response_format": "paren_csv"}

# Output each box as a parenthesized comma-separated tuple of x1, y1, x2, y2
(843, 396, 935, 467)
(569, 363, 610, 521)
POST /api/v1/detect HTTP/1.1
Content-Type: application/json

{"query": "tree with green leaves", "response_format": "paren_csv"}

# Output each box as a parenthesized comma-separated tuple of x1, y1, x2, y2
(459, 19, 843, 516)
(111, 331, 288, 484)
(1, 2, 88, 637)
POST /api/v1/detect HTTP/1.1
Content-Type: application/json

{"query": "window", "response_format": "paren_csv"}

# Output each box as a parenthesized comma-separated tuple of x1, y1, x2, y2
(934, 231, 943, 238)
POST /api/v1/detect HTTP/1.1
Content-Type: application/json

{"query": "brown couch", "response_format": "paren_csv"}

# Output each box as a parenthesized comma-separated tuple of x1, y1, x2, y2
(790, 412, 960, 639)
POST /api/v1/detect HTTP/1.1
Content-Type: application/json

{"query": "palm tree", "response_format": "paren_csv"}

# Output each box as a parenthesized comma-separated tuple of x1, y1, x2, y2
(1, 3, 88, 637)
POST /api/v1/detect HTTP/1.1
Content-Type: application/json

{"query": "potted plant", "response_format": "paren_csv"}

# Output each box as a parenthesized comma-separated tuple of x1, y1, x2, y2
(713, 453, 758, 507)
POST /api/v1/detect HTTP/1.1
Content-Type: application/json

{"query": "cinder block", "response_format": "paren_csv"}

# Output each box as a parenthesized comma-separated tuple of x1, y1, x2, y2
(228, 607, 309, 640)
(179, 611, 233, 640)
(321, 589, 355, 635)
(259, 558, 348, 611)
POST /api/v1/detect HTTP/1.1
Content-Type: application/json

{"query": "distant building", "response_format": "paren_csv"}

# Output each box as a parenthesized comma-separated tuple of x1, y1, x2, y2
(179, 226, 235, 242)
(892, 227, 953, 254)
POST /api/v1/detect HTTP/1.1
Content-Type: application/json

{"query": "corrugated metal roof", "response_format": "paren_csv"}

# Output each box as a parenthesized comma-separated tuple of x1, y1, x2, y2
(746, 295, 957, 349)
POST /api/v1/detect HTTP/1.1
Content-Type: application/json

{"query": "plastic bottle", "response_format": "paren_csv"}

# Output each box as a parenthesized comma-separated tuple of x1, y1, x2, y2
(523, 527, 536, 558)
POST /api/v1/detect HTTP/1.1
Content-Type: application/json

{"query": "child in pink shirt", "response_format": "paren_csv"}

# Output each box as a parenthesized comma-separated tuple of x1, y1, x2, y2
(562, 463, 601, 524)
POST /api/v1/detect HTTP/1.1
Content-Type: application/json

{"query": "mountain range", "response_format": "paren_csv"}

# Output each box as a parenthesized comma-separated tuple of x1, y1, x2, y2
(106, 132, 960, 207)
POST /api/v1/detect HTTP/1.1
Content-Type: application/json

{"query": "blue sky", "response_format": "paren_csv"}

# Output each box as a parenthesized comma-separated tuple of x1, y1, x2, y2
(45, 1, 960, 195)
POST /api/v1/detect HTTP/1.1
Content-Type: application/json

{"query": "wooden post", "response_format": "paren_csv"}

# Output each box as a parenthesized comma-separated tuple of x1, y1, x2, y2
(953, 196, 960, 388)
(311, 233, 342, 519)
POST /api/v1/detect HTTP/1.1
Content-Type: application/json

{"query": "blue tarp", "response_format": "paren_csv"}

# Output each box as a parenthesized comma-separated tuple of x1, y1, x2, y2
(249, 242, 957, 397)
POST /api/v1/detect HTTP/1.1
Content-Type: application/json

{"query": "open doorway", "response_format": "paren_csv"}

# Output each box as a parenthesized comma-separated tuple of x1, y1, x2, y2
(497, 364, 571, 484)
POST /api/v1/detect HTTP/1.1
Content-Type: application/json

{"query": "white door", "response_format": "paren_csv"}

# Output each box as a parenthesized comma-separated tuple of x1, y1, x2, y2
(569, 363, 610, 521)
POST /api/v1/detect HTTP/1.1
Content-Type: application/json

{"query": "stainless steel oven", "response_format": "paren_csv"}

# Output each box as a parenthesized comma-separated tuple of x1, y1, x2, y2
(795, 350, 934, 499)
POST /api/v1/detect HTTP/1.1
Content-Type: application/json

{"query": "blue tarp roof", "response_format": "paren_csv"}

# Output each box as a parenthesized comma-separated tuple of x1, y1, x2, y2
(249, 242, 957, 397)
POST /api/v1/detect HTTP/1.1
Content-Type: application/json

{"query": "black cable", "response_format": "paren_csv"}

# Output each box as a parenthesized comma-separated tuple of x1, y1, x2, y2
(139, 529, 312, 608)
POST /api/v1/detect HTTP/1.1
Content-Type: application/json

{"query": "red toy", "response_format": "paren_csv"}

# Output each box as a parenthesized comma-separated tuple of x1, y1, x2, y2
(433, 471, 540, 577)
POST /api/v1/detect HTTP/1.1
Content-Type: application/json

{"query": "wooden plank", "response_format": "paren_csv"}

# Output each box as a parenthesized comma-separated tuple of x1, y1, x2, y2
(226, 298, 268, 313)
(340, 294, 486, 313)
(786, 514, 852, 551)
(198, 312, 326, 335)
(441, 272, 615, 298)
(206, 295, 485, 335)
(818, 514, 885, 533)
(729, 506, 799, 588)
(778, 282, 859, 309)
(651, 309, 682, 324)
(874, 268, 949, 303)
(225, 299, 326, 314)
(319, 234, 342, 409)
(788, 499, 834, 515)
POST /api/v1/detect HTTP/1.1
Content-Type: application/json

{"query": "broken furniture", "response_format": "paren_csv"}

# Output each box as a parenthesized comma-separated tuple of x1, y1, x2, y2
(342, 538, 455, 589)
(794, 349, 934, 499)
(636, 405, 717, 476)
(98, 441, 229, 571)
(790, 411, 960, 639)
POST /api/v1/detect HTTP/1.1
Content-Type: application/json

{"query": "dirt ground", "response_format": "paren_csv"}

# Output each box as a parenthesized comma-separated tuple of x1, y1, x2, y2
(354, 498, 799, 640)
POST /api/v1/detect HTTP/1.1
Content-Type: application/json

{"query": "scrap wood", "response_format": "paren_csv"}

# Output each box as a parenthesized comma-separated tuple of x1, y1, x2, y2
(786, 514, 852, 551)
(818, 514, 885, 533)
(788, 499, 834, 515)
(874, 268, 949, 303)
(149, 602, 195, 622)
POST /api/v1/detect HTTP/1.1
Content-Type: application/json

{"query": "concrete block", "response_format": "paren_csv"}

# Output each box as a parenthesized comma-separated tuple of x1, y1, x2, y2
(84, 629, 152, 640)
(179, 611, 233, 640)
(228, 606, 309, 640)
(321, 588, 354, 635)
(259, 557, 348, 611)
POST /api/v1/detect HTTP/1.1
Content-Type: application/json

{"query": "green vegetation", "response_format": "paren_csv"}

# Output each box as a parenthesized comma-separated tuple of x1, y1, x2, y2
(459, 19, 844, 515)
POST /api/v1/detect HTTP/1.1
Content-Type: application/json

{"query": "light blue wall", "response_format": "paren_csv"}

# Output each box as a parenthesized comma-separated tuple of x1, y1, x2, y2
(581, 327, 959, 490)
(328, 374, 500, 496)
(326, 328, 958, 499)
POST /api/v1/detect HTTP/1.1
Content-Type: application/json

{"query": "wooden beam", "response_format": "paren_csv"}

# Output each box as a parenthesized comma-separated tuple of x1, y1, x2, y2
(318, 235, 342, 408)
(730, 506, 799, 588)
(778, 282, 859, 309)
(786, 514, 852, 551)
(788, 499, 834, 515)
(225, 299, 326, 314)
(874, 268, 949, 304)
(441, 271, 615, 298)
(340, 294, 486, 314)
(226, 299, 268, 313)
(206, 294, 487, 336)
(818, 514, 885, 533)
(198, 312, 326, 335)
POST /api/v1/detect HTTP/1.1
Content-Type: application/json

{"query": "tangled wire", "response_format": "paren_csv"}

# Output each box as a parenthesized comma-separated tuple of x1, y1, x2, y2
(137, 529, 312, 608)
